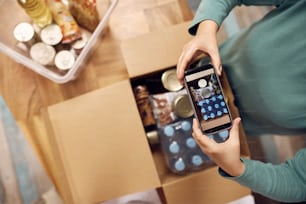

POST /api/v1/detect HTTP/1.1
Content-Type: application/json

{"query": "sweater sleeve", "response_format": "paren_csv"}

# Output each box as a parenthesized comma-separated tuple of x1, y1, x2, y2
(189, 0, 283, 35)
(219, 149, 306, 202)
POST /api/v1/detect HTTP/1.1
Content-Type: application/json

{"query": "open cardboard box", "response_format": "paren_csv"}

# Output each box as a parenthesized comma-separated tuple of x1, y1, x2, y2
(47, 21, 251, 204)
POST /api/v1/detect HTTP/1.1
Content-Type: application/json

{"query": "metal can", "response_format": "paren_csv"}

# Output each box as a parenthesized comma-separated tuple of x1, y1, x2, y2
(71, 31, 89, 56)
(40, 24, 63, 46)
(161, 69, 183, 92)
(146, 130, 160, 145)
(30, 42, 56, 66)
(173, 94, 194, 118)
(13, 22, 37, 47)
(54, 50, 75, 71)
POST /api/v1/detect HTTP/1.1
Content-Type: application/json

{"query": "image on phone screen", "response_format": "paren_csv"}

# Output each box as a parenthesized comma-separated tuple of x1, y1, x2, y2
(184, 65, 232, 134)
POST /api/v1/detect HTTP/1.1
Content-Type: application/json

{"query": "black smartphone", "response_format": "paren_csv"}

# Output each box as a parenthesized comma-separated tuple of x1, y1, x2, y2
(184, 63, 232, 137)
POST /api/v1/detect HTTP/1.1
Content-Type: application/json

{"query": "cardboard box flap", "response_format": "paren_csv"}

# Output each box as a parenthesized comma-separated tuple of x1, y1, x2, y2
(48, 80, 160, 203)
(162, 166, 251, 204)
(121, 21, 193, 78)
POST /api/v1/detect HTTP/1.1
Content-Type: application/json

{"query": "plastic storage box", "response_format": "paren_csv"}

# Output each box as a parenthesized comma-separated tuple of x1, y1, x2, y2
(0, 0, 118, 84)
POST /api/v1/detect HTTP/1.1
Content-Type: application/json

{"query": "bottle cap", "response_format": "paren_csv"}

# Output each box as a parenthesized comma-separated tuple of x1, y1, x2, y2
(186, 137, 196, 148)
(192, 155, 203, 166)
(13, 22, 35, 42)
(30, 42, 56, 66)
(169, 141, 180, 154)
(55, 50, 75, 70)
(40, 24, 63, 45)
(174, 158, 186, 172)
(161, 69, 183, 91)
(173, 94, 193, 118)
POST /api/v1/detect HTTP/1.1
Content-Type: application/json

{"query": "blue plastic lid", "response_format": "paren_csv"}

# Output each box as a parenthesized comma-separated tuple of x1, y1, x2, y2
(192, 155, 203, 166)
(164, 126, 174, 137)
(218, 130, 229, 139)
(169, 142, 180, 154)
(181, 120, 191, 131)
(174, 158, 186, 171)
(186, 137, 196, 148)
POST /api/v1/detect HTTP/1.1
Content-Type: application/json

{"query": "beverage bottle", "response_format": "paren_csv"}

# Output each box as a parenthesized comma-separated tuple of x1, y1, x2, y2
(18, 0, 53, 28)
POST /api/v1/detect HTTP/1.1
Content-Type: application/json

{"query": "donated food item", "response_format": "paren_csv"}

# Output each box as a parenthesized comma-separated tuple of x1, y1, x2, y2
(47, 0, 82, 44)
(68, 0, 100, 32)
(17, 0, 52, 28)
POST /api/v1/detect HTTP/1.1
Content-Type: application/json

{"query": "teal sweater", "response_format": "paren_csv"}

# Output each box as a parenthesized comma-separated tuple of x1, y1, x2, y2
(190, 0, 306, 202)
(190, 0, 306, 136)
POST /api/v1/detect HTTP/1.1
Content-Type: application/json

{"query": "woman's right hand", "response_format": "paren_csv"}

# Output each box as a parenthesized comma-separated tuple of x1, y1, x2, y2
(177, 20, 222, 84)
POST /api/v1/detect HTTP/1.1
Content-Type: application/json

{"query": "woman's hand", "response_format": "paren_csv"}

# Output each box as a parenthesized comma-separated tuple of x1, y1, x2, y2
(177, 20, 222, 84)
(192, 117, 245, 177)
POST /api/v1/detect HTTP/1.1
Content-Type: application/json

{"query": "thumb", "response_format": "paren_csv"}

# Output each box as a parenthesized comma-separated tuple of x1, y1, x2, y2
(229, 117, 241, 141)
(210, 51, 222, 75)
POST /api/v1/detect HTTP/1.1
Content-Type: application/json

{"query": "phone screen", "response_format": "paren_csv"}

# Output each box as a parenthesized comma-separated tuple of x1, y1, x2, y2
(184, 64, 232, 134)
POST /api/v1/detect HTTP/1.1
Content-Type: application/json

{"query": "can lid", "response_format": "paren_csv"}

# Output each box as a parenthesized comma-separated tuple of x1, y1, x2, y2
(161, 69, 183, 91)
(13, 22, 35, 42)
(146, 130, 160, 145)
(30, 42, 56, 66)
(173, 94, 193, 118)
(55, 50, 75, 70)
(72, 31, 89, 50)
(40, 24, 63, 45)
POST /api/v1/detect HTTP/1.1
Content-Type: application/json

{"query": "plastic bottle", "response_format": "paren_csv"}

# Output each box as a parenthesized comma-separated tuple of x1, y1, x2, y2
(17, 0, 53, 28)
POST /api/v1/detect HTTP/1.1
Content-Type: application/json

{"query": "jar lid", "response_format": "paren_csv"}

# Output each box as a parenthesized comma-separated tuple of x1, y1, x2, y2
(173, 94, 193, 118)
(55, 50, 75, 70)
(161, 69, 183, 91)
(30, 42, 56, 66)
(13, 22, 35, 42)
(40, 24, 63, 45)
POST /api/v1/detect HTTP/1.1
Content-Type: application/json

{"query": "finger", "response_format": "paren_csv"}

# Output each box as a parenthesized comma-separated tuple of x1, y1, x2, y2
(228, 117, 241, 141)
(192, 118, 214, 146)
(209, 50, 222, 76)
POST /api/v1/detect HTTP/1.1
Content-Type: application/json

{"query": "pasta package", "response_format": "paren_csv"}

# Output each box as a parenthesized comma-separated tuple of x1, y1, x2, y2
(68, 0, 100, 32)
(47, 0, 82, 44)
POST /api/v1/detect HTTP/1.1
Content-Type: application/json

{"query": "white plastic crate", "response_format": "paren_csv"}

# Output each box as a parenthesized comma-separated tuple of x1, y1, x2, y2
(0, 0, 118, 83)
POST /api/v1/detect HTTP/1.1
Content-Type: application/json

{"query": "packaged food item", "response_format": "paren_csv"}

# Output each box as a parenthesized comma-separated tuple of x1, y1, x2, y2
(40, 24, 63, 46)
(150, 89, 187, 127)
(172, 94, 193, 118)
(133, 85, 156, 129)
(68, 0, 100, 32)
(47, 0, 82, 44)
(54, 50, 75, 71)
(13, 22, 38, 51)
(17, 0, 53, 28)
(161, 69, 183, 92)
(30, 42, 56, 66)
(158, 119, 213, 174)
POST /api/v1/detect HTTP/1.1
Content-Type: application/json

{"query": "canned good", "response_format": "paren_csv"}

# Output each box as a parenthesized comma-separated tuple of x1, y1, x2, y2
(71, 31, 89, 55)
(30, 42, 56, 66)
(146, 130, 160, 145)
(161, 69, 183, 92)
(173, 94, 194, 118)
(40, 24, 63, 46)
(13, 22, 36, 45)
(54, 50, 75, 71)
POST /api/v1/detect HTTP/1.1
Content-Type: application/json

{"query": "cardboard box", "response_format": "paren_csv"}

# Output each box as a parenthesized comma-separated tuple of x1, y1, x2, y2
(47, 21, 250, 204)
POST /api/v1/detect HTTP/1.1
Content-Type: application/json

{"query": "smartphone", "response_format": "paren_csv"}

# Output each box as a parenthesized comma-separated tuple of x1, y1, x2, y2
(184, 63, 232, 137)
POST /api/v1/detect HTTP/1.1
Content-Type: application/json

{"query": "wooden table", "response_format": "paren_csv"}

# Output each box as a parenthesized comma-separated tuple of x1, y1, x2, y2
(0, 0, 193, 203)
